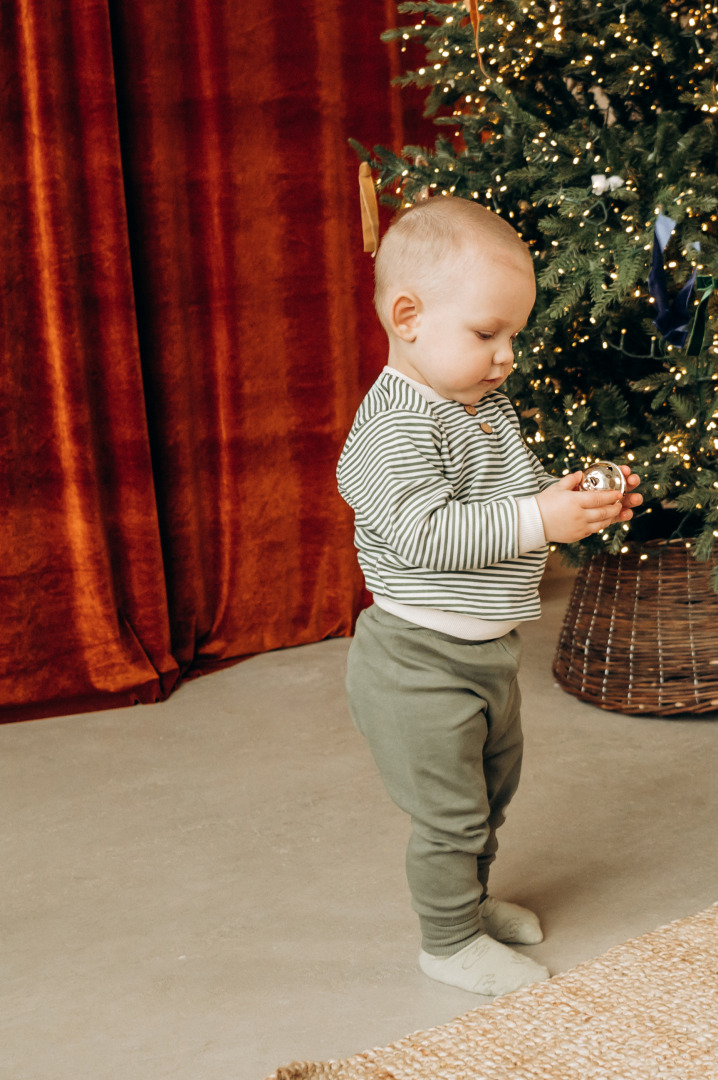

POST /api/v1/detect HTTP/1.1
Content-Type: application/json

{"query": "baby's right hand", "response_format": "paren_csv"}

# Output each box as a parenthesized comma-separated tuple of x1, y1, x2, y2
(535, 471, 626, 543)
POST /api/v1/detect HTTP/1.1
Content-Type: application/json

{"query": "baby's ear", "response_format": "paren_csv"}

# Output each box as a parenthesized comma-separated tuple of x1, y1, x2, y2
(390, 293, 421, 341)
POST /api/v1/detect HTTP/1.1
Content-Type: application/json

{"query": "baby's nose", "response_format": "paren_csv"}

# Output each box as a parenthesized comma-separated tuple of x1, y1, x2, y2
(494, 343, 515, 365)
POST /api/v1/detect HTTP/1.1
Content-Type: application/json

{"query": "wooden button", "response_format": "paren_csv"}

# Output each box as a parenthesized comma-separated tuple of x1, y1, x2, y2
(480, 422, 494, 434)
(464, 404, 477, 415)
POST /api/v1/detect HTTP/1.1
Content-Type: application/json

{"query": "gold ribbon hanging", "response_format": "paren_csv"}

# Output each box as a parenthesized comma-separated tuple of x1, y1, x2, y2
(358, 162, 380, 256)
(465, 0, 490, 81)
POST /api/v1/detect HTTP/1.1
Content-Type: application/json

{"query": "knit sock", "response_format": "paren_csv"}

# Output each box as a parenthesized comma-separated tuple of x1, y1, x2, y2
(419, 934, 549, 997)
(477, 895, 544, 945)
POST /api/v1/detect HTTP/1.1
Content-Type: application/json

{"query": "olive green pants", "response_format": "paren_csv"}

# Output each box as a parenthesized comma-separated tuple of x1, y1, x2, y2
(346, 605, 523, 956)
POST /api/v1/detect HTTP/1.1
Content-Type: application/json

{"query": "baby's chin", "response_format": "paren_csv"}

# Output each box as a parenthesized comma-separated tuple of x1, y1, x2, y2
(451, 382, 504, 405)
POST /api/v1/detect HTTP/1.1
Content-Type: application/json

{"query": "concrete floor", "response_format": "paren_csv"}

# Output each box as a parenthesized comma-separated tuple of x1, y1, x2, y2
(3, 559, 717, 1080)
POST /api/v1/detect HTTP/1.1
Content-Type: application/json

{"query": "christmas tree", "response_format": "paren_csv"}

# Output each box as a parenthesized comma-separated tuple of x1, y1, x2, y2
(354, 0, 718, 584)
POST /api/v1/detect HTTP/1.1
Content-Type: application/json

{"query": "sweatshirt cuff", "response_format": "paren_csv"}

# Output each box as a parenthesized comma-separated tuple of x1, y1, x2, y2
(517, 496, 547, 553)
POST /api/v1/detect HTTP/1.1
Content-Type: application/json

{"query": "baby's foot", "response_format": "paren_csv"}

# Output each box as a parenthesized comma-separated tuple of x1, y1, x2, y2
(478, 895, 544, 945)
(419, 934, 549, 996)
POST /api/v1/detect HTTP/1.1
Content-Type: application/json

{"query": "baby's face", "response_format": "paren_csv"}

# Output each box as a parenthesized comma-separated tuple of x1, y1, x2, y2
(404, 251, 535, 405)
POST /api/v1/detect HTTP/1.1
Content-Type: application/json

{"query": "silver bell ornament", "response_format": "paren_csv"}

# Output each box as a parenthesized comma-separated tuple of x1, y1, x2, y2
(579, 461, 626, 494)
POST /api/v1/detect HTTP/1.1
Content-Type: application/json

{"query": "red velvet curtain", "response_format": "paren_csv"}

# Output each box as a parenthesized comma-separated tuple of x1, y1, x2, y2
(0, 0, 429, 722)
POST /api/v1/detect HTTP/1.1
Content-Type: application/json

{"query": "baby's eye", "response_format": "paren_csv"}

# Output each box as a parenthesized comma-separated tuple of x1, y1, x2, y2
(476, 331, 494, 340)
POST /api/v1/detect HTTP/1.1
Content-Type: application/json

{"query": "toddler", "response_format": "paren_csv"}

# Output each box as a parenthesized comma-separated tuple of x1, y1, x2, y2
(336, 197, 641, 997)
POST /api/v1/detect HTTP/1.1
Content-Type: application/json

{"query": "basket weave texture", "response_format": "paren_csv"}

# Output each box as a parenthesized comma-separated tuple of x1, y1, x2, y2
(553, 542, 718, 716)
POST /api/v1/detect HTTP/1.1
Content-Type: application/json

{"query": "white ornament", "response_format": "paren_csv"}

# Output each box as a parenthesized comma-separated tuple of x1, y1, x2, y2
(591, 174, 624, 195)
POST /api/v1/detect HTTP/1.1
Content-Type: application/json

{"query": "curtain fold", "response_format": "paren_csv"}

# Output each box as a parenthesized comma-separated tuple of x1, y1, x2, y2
(1, 0, 428, 722)
(1, 1, 179, 721)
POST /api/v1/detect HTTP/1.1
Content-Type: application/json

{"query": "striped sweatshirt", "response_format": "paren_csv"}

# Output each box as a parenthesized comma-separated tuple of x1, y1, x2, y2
(337, 367, 557, 634)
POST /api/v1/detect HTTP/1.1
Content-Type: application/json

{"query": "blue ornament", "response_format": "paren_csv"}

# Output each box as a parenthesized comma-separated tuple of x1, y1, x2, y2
(648, 215, 697, 347)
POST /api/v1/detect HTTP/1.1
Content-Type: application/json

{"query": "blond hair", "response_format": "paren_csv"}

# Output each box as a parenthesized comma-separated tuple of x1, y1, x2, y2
(374, 197, 531, 330)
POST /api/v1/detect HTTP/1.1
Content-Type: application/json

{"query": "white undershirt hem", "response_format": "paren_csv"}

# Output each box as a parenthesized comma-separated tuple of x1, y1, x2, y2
(373, 595, 520, 641)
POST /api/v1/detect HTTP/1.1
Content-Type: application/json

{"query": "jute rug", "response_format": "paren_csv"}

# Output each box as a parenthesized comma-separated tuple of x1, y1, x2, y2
(266, 903, 718, 1080)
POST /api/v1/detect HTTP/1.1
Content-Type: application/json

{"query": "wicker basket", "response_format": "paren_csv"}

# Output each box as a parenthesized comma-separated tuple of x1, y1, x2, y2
(553, 542, 718, 716)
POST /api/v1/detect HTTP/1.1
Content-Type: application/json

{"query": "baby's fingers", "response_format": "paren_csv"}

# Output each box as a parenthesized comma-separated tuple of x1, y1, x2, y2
(586, 500, 623, 524)
(578, 487, 623, 507)
(580, 489, 624, 511)
(619, 466, 642, 490)
(585, 504, 623, 534)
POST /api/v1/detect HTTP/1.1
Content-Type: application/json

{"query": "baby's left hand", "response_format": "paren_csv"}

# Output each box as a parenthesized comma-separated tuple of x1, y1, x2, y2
(617, 466, 643, 522)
